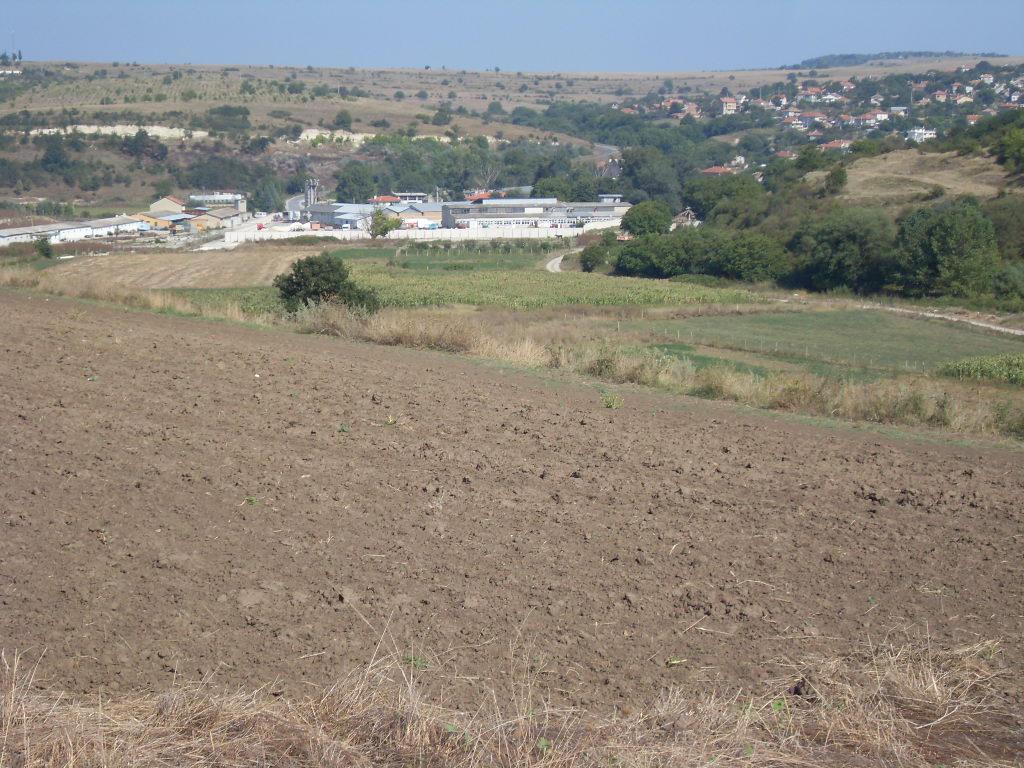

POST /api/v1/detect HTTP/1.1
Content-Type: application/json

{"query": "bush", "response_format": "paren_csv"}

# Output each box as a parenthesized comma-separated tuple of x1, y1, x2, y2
(34, 236, 54, 260)
(273, 252, 380, 313)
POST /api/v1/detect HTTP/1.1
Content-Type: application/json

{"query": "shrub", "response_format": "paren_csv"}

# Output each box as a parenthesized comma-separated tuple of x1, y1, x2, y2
(273, 252, 380, 313)
(34, 236, 54, 260)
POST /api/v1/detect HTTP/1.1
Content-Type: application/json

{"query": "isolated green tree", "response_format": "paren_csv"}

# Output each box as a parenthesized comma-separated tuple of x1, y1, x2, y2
(332, 109, 353, 131)
(273, 252, 380, 313)
(579, 244, 609, 273)
(621, 200, 673, 237)
(34, 236, 54, 259)
(369, 208, 402, 239)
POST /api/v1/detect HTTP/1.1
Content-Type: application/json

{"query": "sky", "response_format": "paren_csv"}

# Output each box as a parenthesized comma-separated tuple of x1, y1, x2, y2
(5, 0, 1023, 73)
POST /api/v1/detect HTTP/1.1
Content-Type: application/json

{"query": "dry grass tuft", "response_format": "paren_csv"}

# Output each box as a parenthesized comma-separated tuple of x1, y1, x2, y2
(1, 638, 1019, 767)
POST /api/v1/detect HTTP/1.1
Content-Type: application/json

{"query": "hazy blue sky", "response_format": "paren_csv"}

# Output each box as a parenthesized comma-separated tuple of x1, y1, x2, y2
(5, 0, 1022, 72)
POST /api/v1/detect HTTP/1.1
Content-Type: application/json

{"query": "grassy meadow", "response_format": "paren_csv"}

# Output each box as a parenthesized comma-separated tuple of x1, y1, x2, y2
(623, 308, 1024, 375)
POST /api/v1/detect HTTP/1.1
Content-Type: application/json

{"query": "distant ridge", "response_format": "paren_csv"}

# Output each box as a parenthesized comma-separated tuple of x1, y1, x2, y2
(784, 51, 1007, 69)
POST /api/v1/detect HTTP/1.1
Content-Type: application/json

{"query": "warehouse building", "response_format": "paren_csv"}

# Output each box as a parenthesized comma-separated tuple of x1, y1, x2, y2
(0, 216, 142, 247)
(440, 197, 630, 229)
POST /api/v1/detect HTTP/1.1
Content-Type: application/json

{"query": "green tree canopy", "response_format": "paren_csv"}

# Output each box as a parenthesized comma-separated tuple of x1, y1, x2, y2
(682, 173, 763, 219)
(335, 162, 375, 203)
(790, 207, 898, 294)
(898, 202, 1000, 297)
(332, 110, 353, 131)
(369, 208, 402, 239)
(273, 252, 380, 313)
(34, 235, 54, 259)
(619, 146, 682, 211)
(621, 200, 673, 237)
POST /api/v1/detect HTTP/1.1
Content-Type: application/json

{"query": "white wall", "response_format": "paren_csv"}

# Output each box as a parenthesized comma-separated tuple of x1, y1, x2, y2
(225, 220, 619, 245)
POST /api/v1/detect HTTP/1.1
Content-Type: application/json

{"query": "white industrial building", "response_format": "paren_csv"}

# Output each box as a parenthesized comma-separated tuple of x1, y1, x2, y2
(441, 196, 630, 229)
(0, 216, 143, 247)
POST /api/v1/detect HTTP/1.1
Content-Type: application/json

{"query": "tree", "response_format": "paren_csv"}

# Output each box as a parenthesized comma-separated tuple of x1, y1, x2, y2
(982, 195, 1024, 261)
(431, 106, 452, 126)
(791, 207, 898, 294)
(996, 126, 1024, 173)
(39, 136, 69, 172)
(251, 175, 285, 213)
(579, 244, 610, 273)
(532, 176, 572, 200)
(898, 202, 1000, 297)
(682, 173, 763, 219)
(369, 208, 402, 239)
(619, 146, 682, 210)
(824, 165, 848, 195)
(335, 162, 375, 203)
(273, 252, 380, 313)
(332, 109, 353, 131)
(34, 236, 54, 259)
(621, 200, 672, 237)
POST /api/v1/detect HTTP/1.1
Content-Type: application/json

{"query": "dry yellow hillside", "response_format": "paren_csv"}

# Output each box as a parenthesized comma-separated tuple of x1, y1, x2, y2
(839, 149, 1011, 207)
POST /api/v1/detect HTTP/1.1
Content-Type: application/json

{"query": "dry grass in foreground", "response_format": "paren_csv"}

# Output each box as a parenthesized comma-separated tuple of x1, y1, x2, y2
(1, 638, 1020, 767)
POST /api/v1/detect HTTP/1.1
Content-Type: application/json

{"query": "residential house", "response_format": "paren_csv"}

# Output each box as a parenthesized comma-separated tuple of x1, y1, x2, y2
(906, 127, 937, 143)
(698, 166, 734, 176)
(670, 207, 700, 229)
(799, 111, 829, 128)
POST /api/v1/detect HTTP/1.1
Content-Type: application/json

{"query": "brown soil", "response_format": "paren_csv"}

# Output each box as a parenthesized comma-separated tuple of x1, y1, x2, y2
(2, 290, 1022, 711)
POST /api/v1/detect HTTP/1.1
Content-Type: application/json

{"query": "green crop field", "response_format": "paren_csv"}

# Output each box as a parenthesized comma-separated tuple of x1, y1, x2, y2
(622, 309, 1024, 374)
(319, 242, 561, 272)
(348, 264, 763, 308)
(166, 263, 763, 311)
(386, 241, 563, 272)
(936, 353, 1024, 385)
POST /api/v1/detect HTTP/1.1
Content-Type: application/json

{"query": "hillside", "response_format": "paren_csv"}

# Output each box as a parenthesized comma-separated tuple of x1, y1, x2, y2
(2, 54, 1023, 214)
(824, 148, 1014, 207)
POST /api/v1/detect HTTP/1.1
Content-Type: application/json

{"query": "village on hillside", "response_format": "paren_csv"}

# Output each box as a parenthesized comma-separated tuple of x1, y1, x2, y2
(614, 63, 1023, 172)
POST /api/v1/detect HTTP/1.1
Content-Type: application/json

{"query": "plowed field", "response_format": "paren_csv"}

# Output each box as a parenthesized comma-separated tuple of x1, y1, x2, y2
(2, 290, 1022, 709)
